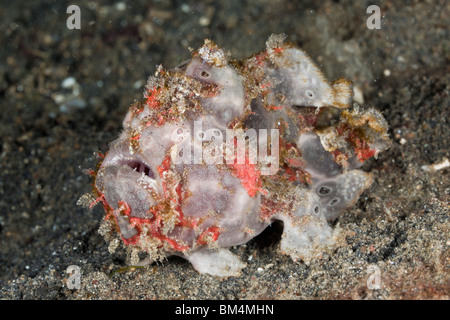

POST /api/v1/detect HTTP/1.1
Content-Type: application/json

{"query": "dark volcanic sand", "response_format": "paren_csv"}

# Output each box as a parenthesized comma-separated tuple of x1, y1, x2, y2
(0, 0, 448, 299)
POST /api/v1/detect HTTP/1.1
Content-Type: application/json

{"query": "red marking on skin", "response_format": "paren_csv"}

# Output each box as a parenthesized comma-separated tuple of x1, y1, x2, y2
(252, 47, 283, 69)
(254, 51, 269, 67)
(157, 115, 165, 126)
(140, 208, 190, 252)
(90, 194, 105, 210)
(285, 157, 303, 167)
(258, 188, 268, 196)
(144, 87, 162, 109)
(331, 149, 348, 165)
(283, 142, 297, 150)
(130, 134, 140, 140)
(94, 195, 142, 246)
(283, 167, 298, 182)
(344, 129, 377, 162)
(354, 141, 377, 162)
(276, 139, 310, 184)
(118, 200, 131, 216)
(157, 154, 172, 197)
(268, 105, 285, 110)
(92, 191, 142, 246)
(122, 230, 141, 246)
(196, 226, 221, 245)
(174, 182, 186, 221)
(225, 136, 264, 197)
(280, 162, 310, 184)
(164, 237, 190, 252)
(334, 122, 377, 162)
(229, 161, 262, 198)
(272, 47, 284, 54)
(259, 82, 273, 97)
(117, 198, 191, 252)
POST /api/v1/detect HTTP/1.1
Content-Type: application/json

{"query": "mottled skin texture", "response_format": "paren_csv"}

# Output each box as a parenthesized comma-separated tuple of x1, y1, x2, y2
(87, 34, 390, 277)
